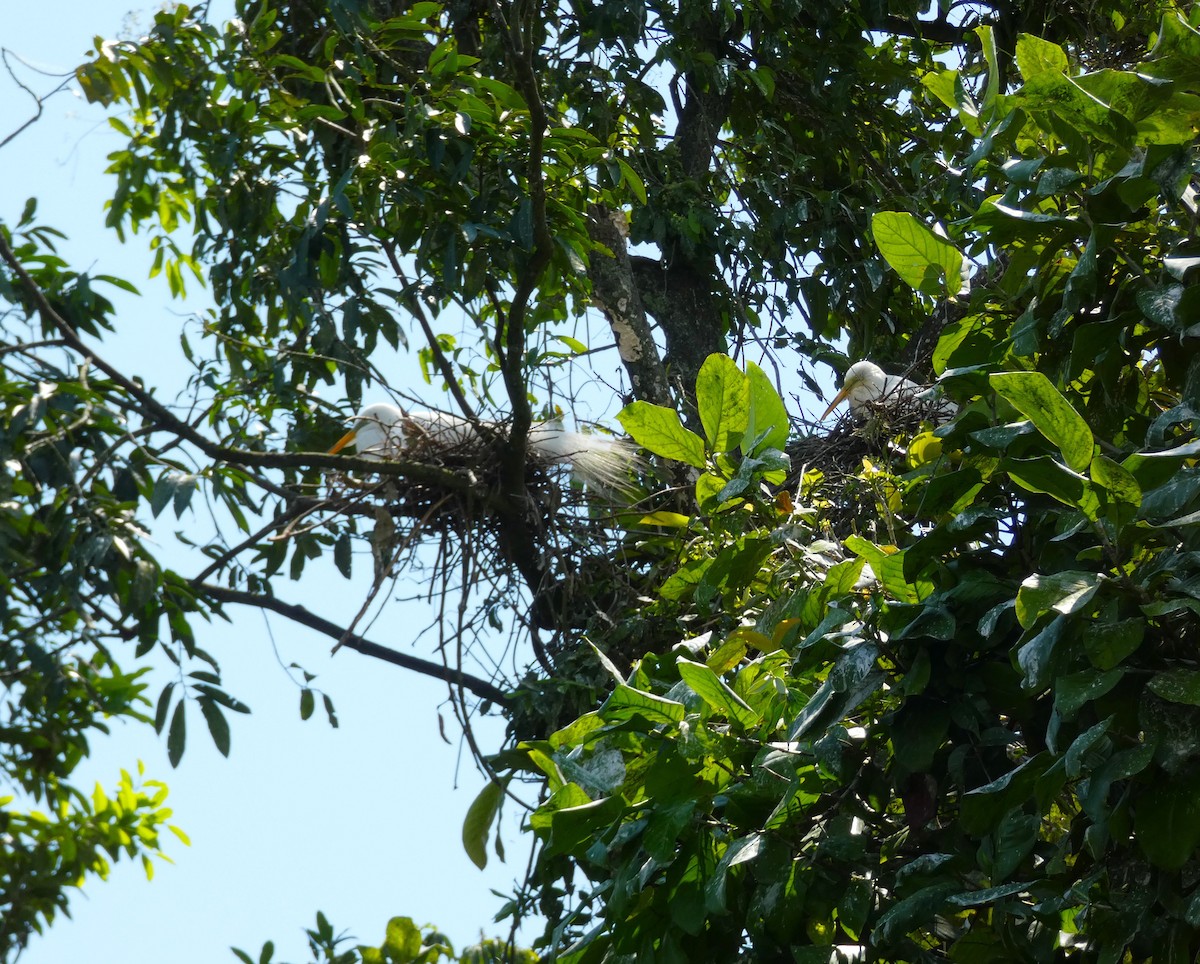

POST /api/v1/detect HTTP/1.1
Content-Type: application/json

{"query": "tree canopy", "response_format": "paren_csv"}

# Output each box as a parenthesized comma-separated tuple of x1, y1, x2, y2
(5, 0, 1200, 960)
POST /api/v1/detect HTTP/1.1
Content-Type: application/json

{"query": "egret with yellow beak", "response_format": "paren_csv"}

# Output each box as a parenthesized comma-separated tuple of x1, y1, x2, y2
(820, 361, 954, 422)
(330, 403, 643, 491)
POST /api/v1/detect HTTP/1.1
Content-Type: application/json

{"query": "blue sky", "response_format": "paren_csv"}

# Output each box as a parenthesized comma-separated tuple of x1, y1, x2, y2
(2, 4, 537, 961)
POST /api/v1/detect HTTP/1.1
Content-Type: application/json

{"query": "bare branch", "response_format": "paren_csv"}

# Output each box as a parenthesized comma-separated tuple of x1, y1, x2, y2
(199, 582, 512, 707)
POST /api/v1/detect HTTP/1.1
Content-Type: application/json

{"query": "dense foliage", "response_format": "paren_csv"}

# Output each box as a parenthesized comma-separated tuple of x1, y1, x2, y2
(4, 0, 1200, 960)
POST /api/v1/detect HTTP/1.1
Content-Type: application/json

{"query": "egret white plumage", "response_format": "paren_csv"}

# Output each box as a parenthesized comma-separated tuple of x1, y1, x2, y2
(820, 361, 954, 422)
(329, 402, 643, 491)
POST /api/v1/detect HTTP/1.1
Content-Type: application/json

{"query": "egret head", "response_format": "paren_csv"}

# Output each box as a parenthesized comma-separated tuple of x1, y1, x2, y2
(329, 402, 408, 458)
(820, 361, 890, 419)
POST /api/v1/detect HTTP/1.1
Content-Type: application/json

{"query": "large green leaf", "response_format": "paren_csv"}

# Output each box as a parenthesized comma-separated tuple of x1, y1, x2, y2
(1135, 772, 1200, 870)
(1016, 571, 1103, 628)
(1006, 456, 1101, 520)
(618, 401, 706, 467)
(1091, 454, 1142, 511)
(676, 657, 761, 729)
(1015, 34, 1068, 81)
(695, 354, 750, 453)
(381, 917, 423, 964)
(873, 881, 959, 946)
(872, 211, 964, 298)
(1148, 669, 1200, 706)
(600, 683, 686, 725)
(742, 361, 790, 455)
(990, 372, 1094, 472)
(462, 778, 505, 870)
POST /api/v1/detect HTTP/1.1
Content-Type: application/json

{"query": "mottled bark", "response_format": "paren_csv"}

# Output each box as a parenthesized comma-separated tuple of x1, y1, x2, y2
(586, 205, 672, 407)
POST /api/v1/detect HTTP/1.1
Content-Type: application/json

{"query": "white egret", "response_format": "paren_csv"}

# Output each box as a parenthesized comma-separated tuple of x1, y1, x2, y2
(329, 402, 643, 491)
(820, 361, 954, 422)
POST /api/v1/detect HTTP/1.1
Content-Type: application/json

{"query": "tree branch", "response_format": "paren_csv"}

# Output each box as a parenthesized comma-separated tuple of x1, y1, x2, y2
(586, 205, 672, 407)
(380, 240, 480, 428)
(199, 582, 512, 707)
(0, 230, 497, 499)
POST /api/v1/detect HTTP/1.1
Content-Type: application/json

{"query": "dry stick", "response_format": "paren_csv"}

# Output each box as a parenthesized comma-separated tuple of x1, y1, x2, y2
(332, 493, 451, 653)
(200, 582, 511, 706)
(380, 241, 480, 428)
(0, 232, 516, 685)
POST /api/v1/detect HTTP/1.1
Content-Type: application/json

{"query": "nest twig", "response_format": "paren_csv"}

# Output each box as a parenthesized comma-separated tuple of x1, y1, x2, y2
(313, 428, 646, 681)
(785, 395, 946, 535)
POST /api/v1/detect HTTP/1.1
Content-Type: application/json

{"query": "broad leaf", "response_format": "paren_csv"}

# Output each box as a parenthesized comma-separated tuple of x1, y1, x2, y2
(872, 211, 964, 297)
(1016, 571, 1103, 628)
(462, 779, 505, 870)
(695, 354, 750, 453)
(676, 657, 761, 729)
(618, 401, 706, 467)
(991, 372, 1094, 472)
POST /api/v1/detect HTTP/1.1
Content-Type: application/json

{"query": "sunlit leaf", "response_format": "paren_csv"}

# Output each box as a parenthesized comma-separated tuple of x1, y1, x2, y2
(872, 211, 964, 297)
(991, 372, 1094, 472)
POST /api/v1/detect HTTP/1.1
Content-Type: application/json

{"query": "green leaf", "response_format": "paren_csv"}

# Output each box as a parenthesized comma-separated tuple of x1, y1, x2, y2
(874, 882, 959, 946)
(788, 643, 881, 740)
(154, 682, 175, 734)
(961, 755, 1052, 835)
(510, 197, 534, 250)
(1006, 456, 1100, 520)
(1055, 668, 1124, 720)
(198, 698, 231, 757)
(1015, 34, 1068, 82)
(1143, 12, 1200, 86)
(1084, 618, 1144, 669)
(977, 24, 1001, 116)
(615, 158, 647, 205)
(300, 688, 315, 721)
(640, 511, 691, 527)
(462, 780, 505, 870)
(872, 211, 964, 298)
(1148, 669, 1200, 706)
(167, 700, 186, 768)
(618, 401, 706, 467)
(1016, 571, 1103, 628)
(695, 354, 750, 453)
(1015, 615, 1066, 692)
(333, 531, 352, 579)
(382, 917, 423, 964)
(743, 362, 790, 455)
(1091, 453, 1142, 512)
(845, 536, 930, 603)
(1135, 771, 1200, 870)
(946, 881, 1035, 909)
(600, 683, 686, 725)
(150, 472, 179, 518)
(676, 657, 761, 729)
(990, 372, 1094, 472)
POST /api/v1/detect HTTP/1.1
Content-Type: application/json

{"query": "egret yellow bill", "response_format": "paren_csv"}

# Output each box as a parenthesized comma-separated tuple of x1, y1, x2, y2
(820, 361, 954, 422)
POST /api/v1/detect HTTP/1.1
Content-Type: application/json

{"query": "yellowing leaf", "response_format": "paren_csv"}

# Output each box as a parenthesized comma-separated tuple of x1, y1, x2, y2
(639, 511, 691, 527)
(462, 779, 505, 870)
